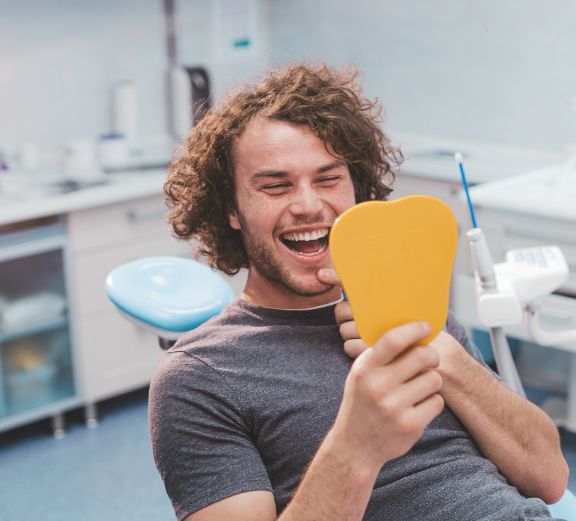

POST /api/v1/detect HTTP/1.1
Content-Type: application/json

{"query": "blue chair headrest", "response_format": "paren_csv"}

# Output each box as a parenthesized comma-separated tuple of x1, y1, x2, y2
(105, 256, 234, 334)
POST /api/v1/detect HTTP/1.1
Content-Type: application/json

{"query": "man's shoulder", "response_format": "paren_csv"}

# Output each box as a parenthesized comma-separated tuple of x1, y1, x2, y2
(149, 304, 240, 397)
(170, 298, 247, 349)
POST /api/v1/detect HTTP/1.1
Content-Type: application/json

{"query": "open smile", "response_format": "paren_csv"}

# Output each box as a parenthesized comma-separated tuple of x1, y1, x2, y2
(279, 227, 330, 257)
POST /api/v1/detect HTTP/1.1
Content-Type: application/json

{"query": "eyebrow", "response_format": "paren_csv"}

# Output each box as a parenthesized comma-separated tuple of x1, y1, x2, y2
(249, 160, 346, 185)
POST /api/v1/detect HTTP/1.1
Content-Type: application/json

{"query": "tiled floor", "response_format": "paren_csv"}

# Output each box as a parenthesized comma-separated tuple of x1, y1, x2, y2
(0, 387, 575, 521)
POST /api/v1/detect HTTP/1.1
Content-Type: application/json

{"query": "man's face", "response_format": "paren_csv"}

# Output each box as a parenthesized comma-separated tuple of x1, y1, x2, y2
(229, 117, 356, 308)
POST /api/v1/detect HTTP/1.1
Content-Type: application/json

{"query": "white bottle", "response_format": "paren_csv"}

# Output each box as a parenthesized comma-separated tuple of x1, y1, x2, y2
(112, 81, 139, 150)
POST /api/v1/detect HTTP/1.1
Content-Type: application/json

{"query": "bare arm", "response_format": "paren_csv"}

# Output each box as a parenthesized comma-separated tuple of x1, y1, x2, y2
(432, 332, 568, 503)
(185, 321, 444, 521)
(323, 264, 569, 504)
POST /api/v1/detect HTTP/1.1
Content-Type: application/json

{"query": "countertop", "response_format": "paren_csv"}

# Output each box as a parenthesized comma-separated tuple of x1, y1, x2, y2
(0, 169, 168, 227)
(0, 133, 565, 227)
(393, 132, 561, 184)
(468, 163, 576, 221)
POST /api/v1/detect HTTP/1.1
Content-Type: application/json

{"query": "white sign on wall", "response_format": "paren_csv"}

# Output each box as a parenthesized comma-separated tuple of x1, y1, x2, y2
(212, 0, 261, 60)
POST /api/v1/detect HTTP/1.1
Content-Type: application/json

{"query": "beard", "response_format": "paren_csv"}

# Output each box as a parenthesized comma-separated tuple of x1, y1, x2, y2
(239, 225, 333, 298)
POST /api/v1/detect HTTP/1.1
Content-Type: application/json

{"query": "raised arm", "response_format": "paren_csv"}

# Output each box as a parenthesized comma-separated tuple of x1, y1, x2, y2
(321, 265, 569, 505)
(184, 322, 443, 521)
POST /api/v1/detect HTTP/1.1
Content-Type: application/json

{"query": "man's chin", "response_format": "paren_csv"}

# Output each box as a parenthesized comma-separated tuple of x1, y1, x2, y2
(284, 279, 336, 298)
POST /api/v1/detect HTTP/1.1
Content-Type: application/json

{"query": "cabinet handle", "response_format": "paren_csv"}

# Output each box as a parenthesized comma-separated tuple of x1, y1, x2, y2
(126, 209, 166, 223)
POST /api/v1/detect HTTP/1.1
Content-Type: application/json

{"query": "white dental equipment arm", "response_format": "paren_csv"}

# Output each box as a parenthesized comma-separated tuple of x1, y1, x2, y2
(468, 229, 575, 346)
(456, 152, 576, 397)
(467, 228, 526, 397)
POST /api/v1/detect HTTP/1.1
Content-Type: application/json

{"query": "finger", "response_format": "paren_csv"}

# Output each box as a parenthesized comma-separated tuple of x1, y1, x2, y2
(334, 300, 353, 325)
(365, 344, 439, 393)
(390, 345, 440, 384)
(382, 369, 443, 411)
(339, 320, 359, 341)
(344, 338, 368, 359)
(317, 268, 342, 287)
(369, 321, 431, 367)
(404, 393, 445, 428)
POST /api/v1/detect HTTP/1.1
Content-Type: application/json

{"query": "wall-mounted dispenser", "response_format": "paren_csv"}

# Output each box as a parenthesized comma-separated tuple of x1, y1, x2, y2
(164, 0, 211, 142)
(169, 66, 211, 141)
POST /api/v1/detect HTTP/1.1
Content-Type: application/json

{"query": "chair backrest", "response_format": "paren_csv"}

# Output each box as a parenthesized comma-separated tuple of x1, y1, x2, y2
(105, 256, 234, 343)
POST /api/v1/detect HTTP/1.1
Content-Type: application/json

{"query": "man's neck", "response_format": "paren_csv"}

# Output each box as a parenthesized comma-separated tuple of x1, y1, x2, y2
(241, 272, 342, 310)
(240, 291, 343, 311)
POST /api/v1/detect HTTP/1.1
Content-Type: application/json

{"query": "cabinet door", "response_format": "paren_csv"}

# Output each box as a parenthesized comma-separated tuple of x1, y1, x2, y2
(67, 195, 173, 253)
(68, 194, 246, 404)
(69, 232, 190, 402)
(70, 233, 192, 318)
(75, 311, 163, 402)
(0, 246, 77, 423)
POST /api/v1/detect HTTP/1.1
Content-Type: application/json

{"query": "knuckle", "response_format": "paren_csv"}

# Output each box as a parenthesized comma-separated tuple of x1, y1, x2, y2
(432, 393, 445, 412)
(379, 396, 401, 417)
(339, 321, 353, 339)
(381, 331, 403, 353)
(349, 359, 370, 384)
(335, 301, 352, 323)
(412, 345, 429, 363)
(344, 339, 366, 359)
(396, 415, 417, 434)
(414, 346, 438, 368)
(429, 370, 443, 390)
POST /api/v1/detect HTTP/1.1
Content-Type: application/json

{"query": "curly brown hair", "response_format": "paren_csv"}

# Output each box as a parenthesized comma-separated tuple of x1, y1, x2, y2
(164, 63, 403, 275)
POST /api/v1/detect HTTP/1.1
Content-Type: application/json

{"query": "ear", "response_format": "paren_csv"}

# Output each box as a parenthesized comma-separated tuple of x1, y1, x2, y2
(228, 210, 241, 230)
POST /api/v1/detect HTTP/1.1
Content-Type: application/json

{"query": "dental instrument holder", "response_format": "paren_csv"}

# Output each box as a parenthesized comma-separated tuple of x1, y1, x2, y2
(468, 228, 576, 410)
(467, 228, 526, 397)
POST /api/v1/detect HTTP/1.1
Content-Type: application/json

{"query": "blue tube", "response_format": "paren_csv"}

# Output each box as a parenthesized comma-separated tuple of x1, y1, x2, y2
(456, 154, 478, 229)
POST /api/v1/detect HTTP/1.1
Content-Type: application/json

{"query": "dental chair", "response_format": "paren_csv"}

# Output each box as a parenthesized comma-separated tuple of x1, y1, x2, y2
(105, 256, 234, 349)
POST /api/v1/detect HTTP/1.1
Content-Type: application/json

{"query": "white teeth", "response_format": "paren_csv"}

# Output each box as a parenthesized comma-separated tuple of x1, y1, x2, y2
(282, 228, 329, 242)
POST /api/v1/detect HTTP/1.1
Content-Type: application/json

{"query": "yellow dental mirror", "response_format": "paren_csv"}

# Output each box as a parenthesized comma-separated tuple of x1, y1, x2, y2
(329, 195, 458, 345)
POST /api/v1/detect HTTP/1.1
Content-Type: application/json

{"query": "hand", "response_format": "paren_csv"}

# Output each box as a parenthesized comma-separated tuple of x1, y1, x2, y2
(317, 268, 368, 358)
(331, 321, 444, 471)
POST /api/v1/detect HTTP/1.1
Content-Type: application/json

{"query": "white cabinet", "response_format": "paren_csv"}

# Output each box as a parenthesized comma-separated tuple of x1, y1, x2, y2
(0, 218, 80, 434)
(66, 195, 191, 408)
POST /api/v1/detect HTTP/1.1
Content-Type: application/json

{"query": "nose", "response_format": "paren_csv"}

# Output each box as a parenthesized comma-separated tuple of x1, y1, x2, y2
(289, 184, 324, 217)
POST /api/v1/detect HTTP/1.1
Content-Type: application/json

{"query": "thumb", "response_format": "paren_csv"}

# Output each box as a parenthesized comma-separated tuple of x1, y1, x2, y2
(317, 268, 342, 287)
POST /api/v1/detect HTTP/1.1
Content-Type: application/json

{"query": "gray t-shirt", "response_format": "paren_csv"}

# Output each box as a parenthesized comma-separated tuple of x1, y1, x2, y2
(149, 299, 556, 521)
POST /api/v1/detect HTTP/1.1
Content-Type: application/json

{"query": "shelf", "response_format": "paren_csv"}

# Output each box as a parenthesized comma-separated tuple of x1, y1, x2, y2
(0, 317, 68, 344)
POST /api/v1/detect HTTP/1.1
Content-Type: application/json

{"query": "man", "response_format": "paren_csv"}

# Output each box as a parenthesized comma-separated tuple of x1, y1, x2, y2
(149, 64, 568, 521)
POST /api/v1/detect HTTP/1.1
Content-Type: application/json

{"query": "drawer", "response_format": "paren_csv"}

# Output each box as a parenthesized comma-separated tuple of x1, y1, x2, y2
(69, 234, 193, 318)
(67, 195, 172, 253)
(74, 311, 164, 402)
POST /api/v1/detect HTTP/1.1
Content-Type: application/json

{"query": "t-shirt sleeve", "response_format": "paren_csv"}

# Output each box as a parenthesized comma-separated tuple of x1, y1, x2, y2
(444, 312, 485, 363)
(148, 351, 273, 520)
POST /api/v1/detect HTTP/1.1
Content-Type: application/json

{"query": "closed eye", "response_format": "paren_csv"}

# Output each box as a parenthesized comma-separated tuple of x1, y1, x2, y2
(317, 176, 342, 186)
(261, 183, 291, 195)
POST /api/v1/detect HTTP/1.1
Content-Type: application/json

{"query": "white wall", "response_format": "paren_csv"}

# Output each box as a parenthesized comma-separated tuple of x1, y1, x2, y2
(269, 0, 576, 149)
(4, 0, 575, 155)
(0, 0, 270, 154)
(0, 0, 167, 147)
